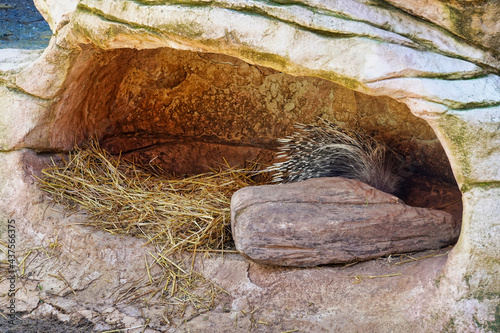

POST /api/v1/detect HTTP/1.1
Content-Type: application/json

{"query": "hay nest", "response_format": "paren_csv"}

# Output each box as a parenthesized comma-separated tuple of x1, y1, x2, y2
(38, 140, 269, 315)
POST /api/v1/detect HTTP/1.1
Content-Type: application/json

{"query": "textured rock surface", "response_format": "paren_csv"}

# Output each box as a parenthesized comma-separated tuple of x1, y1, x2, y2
(0, 152, 458, 332)
(232, 178, 459, 266)
(385, 0, 500, 53)
(0, 0, 499, 331)
(5, 45, 452, 180)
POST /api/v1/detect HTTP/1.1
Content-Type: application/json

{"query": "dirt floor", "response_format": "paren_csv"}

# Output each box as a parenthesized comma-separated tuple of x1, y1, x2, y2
(0, 0, 52, 49)
(0, 316, 95, 333)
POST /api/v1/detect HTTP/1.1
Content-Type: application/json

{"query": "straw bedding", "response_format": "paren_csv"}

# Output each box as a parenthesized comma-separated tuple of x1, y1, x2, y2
(37, 140, 268, 314)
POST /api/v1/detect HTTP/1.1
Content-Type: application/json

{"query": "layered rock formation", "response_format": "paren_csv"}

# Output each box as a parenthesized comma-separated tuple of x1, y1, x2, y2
(0, 0, 499, 331)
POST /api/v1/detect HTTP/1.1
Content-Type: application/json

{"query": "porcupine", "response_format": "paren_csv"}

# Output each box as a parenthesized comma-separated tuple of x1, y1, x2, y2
(267, 119, 402, 195)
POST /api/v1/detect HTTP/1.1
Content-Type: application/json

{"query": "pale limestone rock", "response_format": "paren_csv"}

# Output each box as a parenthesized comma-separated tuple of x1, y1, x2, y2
(15, 39, 74, 99)
(383, 0, 500, 53)
(431, 107, 500, 186)
(0, 50, 48, 150)
(0, 49, 43, 74)
(0, 89, 53, 150)
(29, 303, 58, 318)
(366, 75, 500, 108)
(0, 0, 499, 331)
(295, 0, 497, 67)
(33, 0, 79, 32)
(441, 187, 500, 300)
(14, 287, 41, 313)
(78, 0, 499, 69)
(75, 0, 483, 85)
(0, 151, 36, 212)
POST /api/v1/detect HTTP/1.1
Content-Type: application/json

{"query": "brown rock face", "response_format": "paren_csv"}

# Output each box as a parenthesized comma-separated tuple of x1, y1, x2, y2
(19, 45, 455, 182)
(231, 177, 459, 267)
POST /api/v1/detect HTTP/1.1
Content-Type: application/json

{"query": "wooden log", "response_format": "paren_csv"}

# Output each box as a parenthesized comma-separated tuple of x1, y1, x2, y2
(231, 177, 460, 267)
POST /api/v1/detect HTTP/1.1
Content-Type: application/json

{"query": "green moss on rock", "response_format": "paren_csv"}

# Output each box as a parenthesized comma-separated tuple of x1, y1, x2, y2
(436, 114, 472, 188)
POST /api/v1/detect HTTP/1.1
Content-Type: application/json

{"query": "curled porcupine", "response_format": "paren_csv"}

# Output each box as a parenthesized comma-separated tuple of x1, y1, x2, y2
(267, 119, 402, 194)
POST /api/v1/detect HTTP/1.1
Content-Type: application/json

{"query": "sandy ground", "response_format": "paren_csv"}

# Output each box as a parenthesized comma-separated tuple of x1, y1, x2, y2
(0, 316, 95, 333)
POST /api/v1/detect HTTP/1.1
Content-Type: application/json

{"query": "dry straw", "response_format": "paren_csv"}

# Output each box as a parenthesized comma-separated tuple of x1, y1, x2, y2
(38, 140, 268, 316)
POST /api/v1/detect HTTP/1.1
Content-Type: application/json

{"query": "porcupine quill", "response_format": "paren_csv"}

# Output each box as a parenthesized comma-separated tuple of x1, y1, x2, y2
(266, 119, 402, 195)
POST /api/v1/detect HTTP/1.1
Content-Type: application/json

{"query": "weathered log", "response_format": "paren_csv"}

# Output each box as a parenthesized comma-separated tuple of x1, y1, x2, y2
(231, 177, 460, 267)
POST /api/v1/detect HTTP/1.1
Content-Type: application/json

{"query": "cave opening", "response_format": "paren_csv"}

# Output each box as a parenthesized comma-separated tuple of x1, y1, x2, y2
(36, 44, 463, 231)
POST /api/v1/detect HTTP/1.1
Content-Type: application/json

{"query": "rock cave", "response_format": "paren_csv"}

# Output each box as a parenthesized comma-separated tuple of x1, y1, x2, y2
(0, 0, 499, 332)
